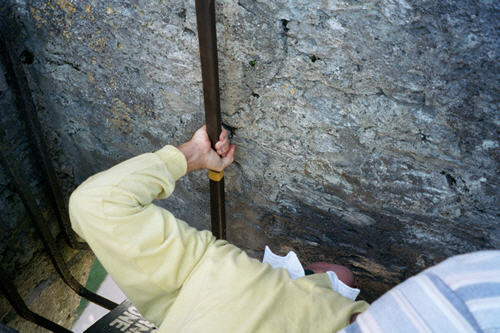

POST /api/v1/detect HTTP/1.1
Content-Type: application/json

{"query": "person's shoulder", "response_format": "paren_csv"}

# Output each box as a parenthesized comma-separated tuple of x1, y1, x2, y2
(341, 251, 500, 333)
(425, 250, 500, 280)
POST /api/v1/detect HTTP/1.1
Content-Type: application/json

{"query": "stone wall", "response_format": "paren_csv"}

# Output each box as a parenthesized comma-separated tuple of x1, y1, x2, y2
(0, 0, 498, 317)
(0, 20, 94, 332)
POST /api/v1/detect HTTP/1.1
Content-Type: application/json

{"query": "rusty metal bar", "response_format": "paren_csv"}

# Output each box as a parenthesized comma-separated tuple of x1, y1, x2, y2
(0, 130, 118, 311)
(195, 0, 226, 239)
(0, 17, 87, 250)
(0, 270, 73, 333)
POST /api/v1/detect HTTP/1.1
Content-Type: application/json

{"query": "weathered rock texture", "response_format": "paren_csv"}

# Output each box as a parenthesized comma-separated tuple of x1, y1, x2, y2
(1, 0, 498, 319)
(0, 33, 94, 332)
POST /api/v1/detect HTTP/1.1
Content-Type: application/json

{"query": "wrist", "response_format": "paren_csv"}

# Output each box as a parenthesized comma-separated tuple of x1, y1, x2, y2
(177, 141, 202, 173)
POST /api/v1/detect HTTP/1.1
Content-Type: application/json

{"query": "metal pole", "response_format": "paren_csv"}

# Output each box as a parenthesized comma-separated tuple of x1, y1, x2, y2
(195, 0, 226, 239)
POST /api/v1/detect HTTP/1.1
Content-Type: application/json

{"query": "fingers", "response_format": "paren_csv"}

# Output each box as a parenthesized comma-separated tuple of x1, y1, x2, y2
(185, 125, 235, 172)
(208, 144, 235, 171)
(215, 128, 231, 157)
(220, 144, 236, 169)
(219, 127, 228, 142)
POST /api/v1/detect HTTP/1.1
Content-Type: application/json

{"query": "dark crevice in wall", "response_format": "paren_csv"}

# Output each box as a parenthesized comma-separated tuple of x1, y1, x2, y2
(280, 19, 289, 54)
(20, 50, 34, 65)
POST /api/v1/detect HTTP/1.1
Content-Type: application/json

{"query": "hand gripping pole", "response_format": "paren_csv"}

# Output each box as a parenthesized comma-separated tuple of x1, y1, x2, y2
(195, 0, 226, 239)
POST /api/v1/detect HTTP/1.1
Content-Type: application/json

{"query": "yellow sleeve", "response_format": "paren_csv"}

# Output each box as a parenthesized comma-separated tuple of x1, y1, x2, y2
(69, 145, 216, 325)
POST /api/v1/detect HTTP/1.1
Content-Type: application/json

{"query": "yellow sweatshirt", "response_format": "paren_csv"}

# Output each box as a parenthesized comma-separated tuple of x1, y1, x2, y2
(69, 145, 369, 332)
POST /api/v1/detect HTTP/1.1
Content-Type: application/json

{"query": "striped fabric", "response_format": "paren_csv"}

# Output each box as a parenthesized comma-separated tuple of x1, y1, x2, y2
(340, 251, 500, 333)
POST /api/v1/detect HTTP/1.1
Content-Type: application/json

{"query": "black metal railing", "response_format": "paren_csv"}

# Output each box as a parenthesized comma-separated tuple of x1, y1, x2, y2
(0, 17, 87, 251)
(0, 132, 118, 312)
(0, 271, 73, 333)
(0, 17, 118, 332)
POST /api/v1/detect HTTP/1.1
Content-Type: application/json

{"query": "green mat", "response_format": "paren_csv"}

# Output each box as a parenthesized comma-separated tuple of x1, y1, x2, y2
(74, 258, 108, 320)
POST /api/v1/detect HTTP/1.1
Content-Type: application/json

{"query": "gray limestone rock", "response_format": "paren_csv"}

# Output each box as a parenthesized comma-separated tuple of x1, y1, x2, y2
(0, 0, 498, 306)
